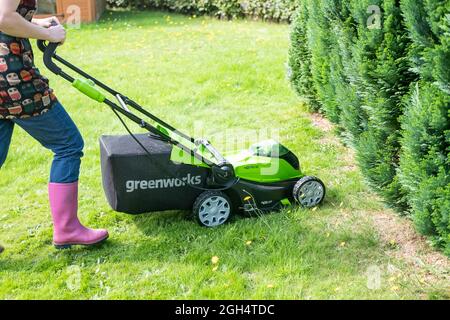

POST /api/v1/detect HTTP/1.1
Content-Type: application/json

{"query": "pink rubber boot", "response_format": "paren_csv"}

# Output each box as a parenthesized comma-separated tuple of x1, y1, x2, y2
(49, 182, 109, 249)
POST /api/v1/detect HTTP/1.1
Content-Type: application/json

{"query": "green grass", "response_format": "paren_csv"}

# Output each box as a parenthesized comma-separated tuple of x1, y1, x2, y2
(0, 11, 448, 299)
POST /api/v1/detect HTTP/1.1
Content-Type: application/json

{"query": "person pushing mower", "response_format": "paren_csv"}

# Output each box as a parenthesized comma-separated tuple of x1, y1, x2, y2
(0, 0, 109, 253)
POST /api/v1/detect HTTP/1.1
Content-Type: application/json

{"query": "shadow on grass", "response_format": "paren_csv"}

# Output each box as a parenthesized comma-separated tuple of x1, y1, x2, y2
(0, 195, 380, 298)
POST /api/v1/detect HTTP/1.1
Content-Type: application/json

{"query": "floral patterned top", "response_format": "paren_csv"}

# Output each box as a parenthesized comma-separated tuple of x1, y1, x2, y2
(0, 0, 57, 119)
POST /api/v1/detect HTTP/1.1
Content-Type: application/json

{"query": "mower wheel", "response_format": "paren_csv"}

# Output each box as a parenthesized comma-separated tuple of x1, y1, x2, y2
(193, 191, 233, 227)
(293, 176, 326, 208)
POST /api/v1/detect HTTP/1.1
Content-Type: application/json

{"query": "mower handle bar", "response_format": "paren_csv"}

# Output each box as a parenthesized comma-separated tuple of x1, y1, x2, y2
(37, 41, 62, 76)
(37, 21, 69, 79)
(36, 40, 198, 142)
(35, 39, 233, 171)
(36, 39, 196, 140)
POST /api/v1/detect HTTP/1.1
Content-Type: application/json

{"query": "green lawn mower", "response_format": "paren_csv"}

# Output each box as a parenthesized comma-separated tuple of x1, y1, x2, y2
(37, 40, 326, 228)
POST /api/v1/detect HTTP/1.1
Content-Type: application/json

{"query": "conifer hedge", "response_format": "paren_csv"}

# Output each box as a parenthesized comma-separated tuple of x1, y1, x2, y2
(400, 0, 449, 253)
(288, 0, 449, 252)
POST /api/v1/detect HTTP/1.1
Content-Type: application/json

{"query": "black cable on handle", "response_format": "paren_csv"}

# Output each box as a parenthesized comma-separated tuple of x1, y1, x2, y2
(110, 106, 239, 191)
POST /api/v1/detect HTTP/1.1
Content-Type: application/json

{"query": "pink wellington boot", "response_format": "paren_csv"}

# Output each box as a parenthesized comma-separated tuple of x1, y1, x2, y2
(49, 182, 109, 249)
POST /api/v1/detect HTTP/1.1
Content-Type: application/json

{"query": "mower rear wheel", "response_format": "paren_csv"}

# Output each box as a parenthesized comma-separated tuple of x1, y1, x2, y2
(193, 191, 233, 227)
(293, 176, 326, 208)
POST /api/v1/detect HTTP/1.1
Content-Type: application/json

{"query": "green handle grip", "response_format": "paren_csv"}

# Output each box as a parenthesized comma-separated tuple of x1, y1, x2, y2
(72, 78, 105, 103)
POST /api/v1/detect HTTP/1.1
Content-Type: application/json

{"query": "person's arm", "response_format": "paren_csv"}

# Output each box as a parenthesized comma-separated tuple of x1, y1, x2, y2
(32, 16, 60, 28)
(0, 0, 65, 42)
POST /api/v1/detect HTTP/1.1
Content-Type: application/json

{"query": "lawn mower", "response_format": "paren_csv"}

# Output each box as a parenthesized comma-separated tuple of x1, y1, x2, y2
(37, 40, 326, 228)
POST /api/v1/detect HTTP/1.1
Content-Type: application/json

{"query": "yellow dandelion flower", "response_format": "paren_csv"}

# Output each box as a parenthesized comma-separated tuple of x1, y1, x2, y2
(211, 256, 219, 265)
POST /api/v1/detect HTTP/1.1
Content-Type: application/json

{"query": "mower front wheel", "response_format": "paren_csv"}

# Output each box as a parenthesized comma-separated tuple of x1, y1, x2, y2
(293, 176, 326, 208)
(193, 191, 233, 227)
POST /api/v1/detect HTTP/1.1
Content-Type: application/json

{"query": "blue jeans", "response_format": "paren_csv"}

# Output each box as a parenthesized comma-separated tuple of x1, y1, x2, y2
(0, 103, 84, 183)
